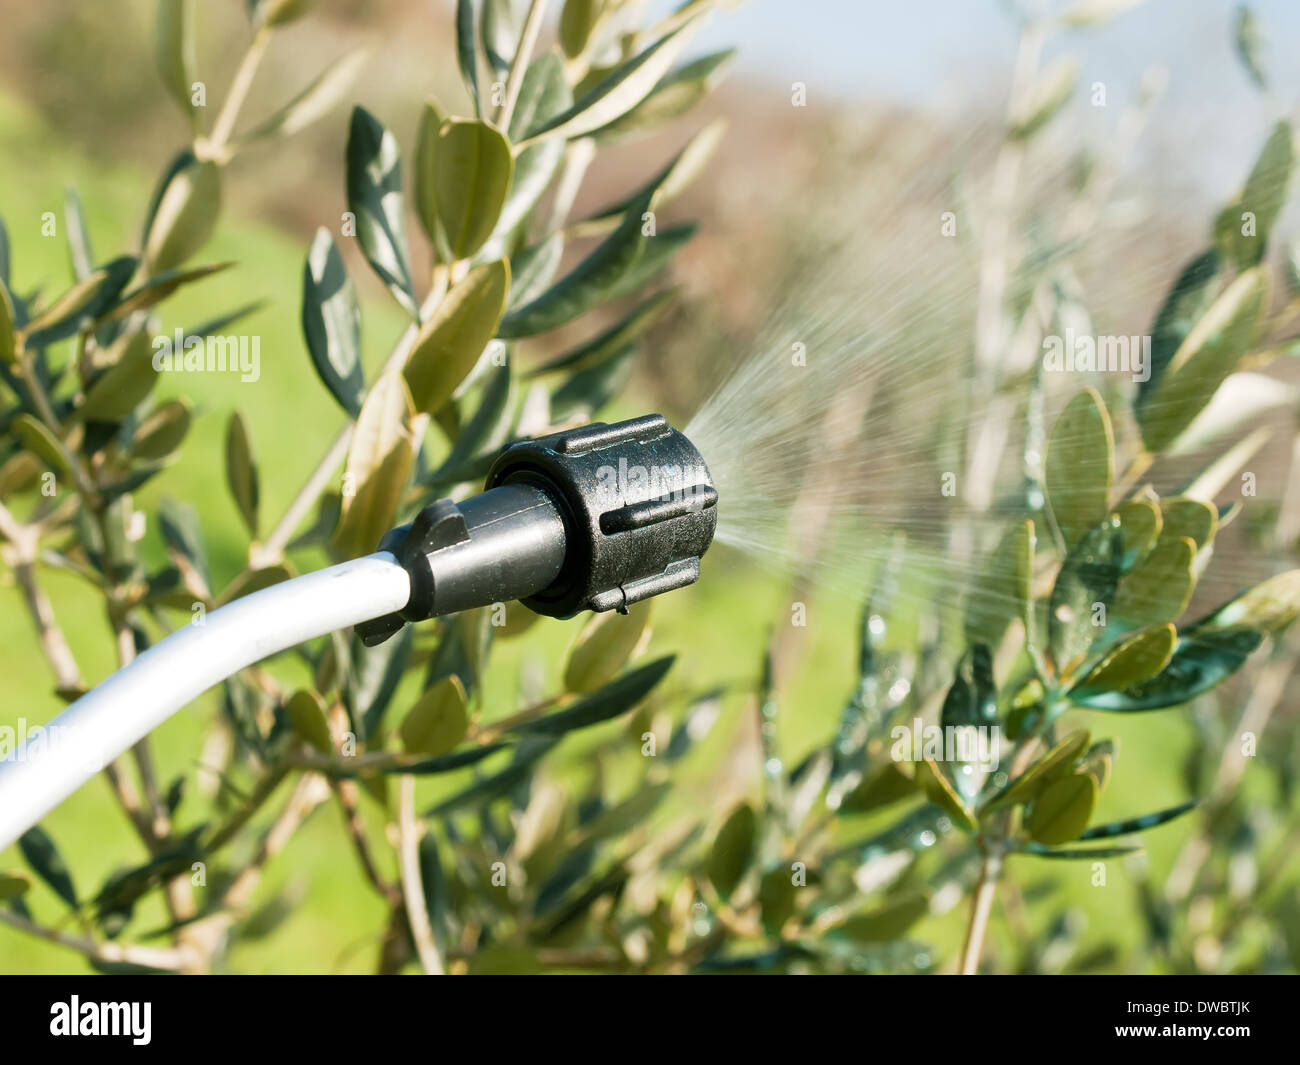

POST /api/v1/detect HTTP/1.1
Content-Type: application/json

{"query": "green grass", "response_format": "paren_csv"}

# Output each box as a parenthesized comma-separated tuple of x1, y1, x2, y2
(0, 86, 1210, 974)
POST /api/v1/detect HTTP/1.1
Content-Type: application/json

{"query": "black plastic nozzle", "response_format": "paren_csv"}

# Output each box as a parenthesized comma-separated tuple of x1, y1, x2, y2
(355, 414, 717, 646)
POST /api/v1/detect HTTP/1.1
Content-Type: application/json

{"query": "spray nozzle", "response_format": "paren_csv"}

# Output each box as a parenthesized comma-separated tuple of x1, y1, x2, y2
(355, 414, 718, 646)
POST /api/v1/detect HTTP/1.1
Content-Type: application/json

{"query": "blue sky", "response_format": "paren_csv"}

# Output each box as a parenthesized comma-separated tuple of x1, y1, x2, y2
(671, 0, 1300, 201)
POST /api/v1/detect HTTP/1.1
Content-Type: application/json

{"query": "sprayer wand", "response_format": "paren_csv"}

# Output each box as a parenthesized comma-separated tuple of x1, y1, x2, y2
(0, 414, 717, 850)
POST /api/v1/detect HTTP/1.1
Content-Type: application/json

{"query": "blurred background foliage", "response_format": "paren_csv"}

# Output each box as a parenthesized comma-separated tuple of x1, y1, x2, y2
(0, 0, 1297, 974)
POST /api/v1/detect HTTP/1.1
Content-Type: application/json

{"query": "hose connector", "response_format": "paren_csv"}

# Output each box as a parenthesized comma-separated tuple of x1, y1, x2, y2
(356, 414, 717, 645)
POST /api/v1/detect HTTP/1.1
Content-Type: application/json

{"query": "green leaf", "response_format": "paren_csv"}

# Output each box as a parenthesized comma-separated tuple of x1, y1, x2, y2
(301, 228, 364, 417)
(550, 340, 637, 421)
(708, 802, 755, 898)
(1069, 626, 1263, 711)
(1078, 798, 1198, 839)
(986, 730, 1091, 811)
(498, 190, 655, 338)
(99, 261, 233, 324)
(1215, 121, 1292, 269)
(758, 865, 797, 934)
(0, 277, 16, 364)
(964, 518, 1034, 650)
(515, 655, 675, 736)
(940, 644, 998, 729)
(1027, 772, 1097, 845)
(79, 330, 157, 422)
(18, 827, 78, 909)
(832, 890, 930, 942)
(158, 497, 209, 587)
(1018, 842, 1141, 860)
(560, 0, 604, 58)
(456, 0, 481, 115)
(132, 400, 192, 462)
(1112, 535, 1196, 629)
(840, 762, 918, 813)
(430, 119, 515, 260)
(400, 675, 470, 756)
(507, 234, 565, 311)
(1112, 500, 1161, 573)
(1161, 497, 1217, 552)
(155, 0, 197, 124)
(563, 601, 652, 694)
(1068, 623, 1176, 699)
(285, 689, 333, 753)
(521, 19, 700, 144)
(1048, 517, 1122, 677)
(243, 47, 371, 146)
(1046, 388, 1113, 549)
(335, 373, 415, 556)
(64, 187, 95, 281)
(593, 51, 736, 142)
(414, 99, 449, 249)
(539, 291, 676, 378)
(915, 758, 977, 832)
(481, 0, 522, 79)
(224, 411, 260, 537)
(23, 257, 137, 346)
(1141, 266, 1270, 453)
(1079, 739, 1115, 792)
(1140, 249, 1224, 408)
(346, 107, 417, 316)
(1008, 55, 1077, 140)
(142, 156, 221, 274)
(12, 415, 69, 474)
(0, 872, 30, 900)
(1193, 569, 1300, 634)
(403, 259, 509, 415)
(584, 119, 727, 231)
(488, 53, 571, 247)
(1234, 6, 1267, 89)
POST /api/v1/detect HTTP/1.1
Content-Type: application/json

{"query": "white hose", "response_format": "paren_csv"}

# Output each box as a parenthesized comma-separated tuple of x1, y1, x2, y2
(0, 552, 410, 851)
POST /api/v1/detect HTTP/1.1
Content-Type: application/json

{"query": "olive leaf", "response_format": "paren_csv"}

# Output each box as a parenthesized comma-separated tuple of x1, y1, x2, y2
(708, 802, 755, 898)
(1047, 516, 1122, 678)
(1139, 267, 1269, 452)
(240, 46, 371, 144)
(400, 675, 470, 756)
(155, 0, 198, 125)
(513, 655, 675, 736)
(1045, 388, 1113, 549)
(963, 518, 1033, 651)
(426, 119, 515, 261)
(520, 19, 700, 144)
(18, 827, 78, 909)
(593, 51, 736, 142)
(915, 758, 977, 832)
(985, 730, 1091, 811)
(224, 411, 260, 537)
(1111, 535, 1195, 630)
(1027, 772, 1097, 845)
(1077, 798, 1198, 840)
(285, 689, 334, 754)
(346, 106, 417, 316)
(403, 259, 509, 415)
(1068, 627, 1263, 711)
(1214, 121, 1293, 270)
(456, 0, 482, 115)
(1192, 569, 1300, 633)
(142, 154, 221, 274)
(335, 372, 415, 556)
(831, 890, 930, 943)
(497, 189, 655, 338)
(1069, 623, 1176, 699)
(563, 601, 652, 694)
(301, 228, 364, 417)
